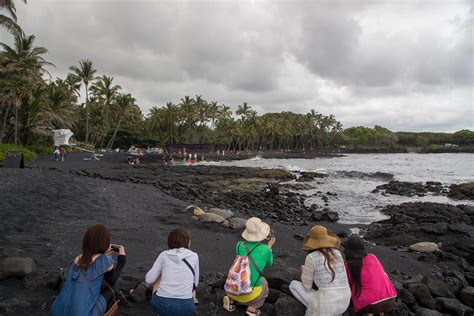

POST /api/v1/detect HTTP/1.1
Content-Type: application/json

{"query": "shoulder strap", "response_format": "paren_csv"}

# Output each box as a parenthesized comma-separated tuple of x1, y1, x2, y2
(182, 258, 197, 290)
(244, 242, 263, 288)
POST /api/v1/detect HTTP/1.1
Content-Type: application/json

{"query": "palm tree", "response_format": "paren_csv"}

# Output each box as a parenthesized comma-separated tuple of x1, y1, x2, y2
(0, 0, 26, 34)
(90, 75, 121, 146)
(45, 81, 75, 129)
(69, 59, 97, 142)
(1, 31, 53, 145)
(1, 32, 53, 78)
(106, 93, 135, 150)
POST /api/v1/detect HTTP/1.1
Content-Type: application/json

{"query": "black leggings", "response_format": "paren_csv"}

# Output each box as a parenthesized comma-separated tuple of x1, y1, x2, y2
(101, 284, 117, 308)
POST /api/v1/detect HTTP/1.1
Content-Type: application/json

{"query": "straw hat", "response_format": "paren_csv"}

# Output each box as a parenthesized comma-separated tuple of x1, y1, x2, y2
(302, 225, 340, 250)
(344, 234, 368, 259)
(242, 217, 270, 242)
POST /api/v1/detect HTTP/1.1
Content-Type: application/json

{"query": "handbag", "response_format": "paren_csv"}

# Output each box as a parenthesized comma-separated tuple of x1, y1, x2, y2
(103, 282, 119, 316)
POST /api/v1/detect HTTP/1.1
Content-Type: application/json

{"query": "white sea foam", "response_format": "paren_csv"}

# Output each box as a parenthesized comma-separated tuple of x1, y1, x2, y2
(203, 153, 474, 224)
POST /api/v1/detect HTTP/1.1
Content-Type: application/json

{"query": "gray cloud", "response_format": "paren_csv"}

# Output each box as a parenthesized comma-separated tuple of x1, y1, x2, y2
(2, 0, 472, 132)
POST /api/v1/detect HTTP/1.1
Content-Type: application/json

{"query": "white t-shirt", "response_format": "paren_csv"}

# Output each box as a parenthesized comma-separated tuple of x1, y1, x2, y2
(145, 248, 199, 299)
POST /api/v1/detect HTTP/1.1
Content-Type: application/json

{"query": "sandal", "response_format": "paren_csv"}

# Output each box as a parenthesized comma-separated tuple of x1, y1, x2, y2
(246, 309, 261, 316)
(223, 295, 236, 312)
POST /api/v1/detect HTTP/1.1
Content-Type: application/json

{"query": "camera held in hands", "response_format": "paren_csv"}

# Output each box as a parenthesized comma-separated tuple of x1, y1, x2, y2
(110, 244, 121, 252)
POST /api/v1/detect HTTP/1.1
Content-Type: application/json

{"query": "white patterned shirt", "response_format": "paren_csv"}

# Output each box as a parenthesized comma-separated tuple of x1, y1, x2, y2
(302, 249, 349, 290)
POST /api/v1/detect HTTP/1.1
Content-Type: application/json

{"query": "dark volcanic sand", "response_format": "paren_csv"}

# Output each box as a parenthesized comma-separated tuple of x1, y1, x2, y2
(0, 153, 449, 315)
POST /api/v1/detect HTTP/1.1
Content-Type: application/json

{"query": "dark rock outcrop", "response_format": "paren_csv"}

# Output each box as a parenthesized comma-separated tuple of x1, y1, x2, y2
(0, 257, 36, 280)
(365, 202, 474, 266)
(449, 182, 474, 200)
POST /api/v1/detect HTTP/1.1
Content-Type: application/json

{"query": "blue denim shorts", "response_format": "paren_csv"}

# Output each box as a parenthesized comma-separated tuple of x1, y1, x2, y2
(151, 294, 195, 316)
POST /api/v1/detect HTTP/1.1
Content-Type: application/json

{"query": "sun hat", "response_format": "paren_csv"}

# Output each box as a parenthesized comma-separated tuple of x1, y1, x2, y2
(302, 225, 340, 250)
(344, 234, 368, 259)
(242, 217, 271, 242)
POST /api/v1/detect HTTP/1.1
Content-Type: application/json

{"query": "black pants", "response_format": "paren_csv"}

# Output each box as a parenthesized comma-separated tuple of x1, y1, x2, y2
(101, 282, 119, 309)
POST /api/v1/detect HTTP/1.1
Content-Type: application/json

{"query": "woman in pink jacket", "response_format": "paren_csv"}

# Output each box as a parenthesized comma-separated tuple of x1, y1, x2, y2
(344, 235, 397, 315)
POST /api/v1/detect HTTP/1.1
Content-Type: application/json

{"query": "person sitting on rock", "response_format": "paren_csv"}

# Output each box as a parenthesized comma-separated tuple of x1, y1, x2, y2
(223, 217, 276, 316)
(289, 225, 351, 315)
(50, 224, 126, 316)
(145, 227, 199, 316)
(344, 235, 397, 315)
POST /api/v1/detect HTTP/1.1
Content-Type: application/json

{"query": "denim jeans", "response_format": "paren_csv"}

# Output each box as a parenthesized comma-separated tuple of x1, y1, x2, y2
(151, 294, 195, 316)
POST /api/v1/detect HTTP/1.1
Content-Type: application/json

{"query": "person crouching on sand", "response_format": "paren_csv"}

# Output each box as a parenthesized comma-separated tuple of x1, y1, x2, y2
(50, 224, 126, 316)
(289, 225, 351, 316)
(223, 217, 276, 316)
(145, 228, 199, 316)
(344, 235, 397, 315)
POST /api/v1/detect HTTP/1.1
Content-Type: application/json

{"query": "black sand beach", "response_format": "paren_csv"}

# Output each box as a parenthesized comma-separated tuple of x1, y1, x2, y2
(1, 153, 473, 315)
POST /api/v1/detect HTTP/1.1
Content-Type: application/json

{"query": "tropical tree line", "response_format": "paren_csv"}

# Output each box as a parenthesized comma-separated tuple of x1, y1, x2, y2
(341, 126, 474, 147)
(1, 1, 472, 152)
(144, 98, 342, 151)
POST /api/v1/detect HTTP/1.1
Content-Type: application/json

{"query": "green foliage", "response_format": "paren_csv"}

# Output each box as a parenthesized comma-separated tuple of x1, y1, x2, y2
(0, 144, 38, 161)
(452, 129, 474, 145)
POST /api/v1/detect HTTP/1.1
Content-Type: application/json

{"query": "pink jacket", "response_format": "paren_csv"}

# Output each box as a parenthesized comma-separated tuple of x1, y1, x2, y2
(345, 254, 397, 311)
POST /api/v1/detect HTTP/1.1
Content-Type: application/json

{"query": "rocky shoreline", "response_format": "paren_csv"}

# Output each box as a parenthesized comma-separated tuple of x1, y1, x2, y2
(0, 153, 473, 315)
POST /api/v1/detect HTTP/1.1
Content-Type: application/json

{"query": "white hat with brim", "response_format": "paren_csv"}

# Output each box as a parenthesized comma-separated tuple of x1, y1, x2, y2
(242, 217, 270, 242)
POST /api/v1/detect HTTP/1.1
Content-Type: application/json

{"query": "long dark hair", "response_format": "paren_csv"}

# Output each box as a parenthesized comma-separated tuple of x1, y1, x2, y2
(76, 224, 111, 269)
(346, 257, 363, 296)
(309, 247, 336, 282)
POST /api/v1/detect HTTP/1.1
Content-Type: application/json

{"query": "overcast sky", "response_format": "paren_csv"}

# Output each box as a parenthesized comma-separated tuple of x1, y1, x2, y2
(3, 0, 473, 132)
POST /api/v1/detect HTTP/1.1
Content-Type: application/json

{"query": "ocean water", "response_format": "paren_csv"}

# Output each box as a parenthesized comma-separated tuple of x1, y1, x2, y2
(203, 154, 474, 224)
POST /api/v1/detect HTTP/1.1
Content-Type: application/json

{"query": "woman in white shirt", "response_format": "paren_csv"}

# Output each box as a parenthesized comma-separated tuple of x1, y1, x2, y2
(289, 225, 351, 316)
(145, 228, 199, 316)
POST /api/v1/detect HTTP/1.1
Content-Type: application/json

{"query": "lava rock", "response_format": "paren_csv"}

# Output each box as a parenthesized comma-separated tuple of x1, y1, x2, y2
(202, 272, 226, 289)
(407, 283, 436, 309)
(398, 288, 416, 306)
(459, 286, 474, 307)
(261, 303, 276, 316)
(414, 307, 442, 316)
(435, 297, 472, 316)
(448, 182, 474, 200)
(130, 283, 147, 303)
(274, 293, 305, 316)
(46, 271, 65, 290)
(117, 274, 141, 294)
(0, 298, 31, 313)
(386, 301, 412, 316)
(0, 257, 36, 280)
(228, 217, 247, 229)
(422, 276, 454, 298)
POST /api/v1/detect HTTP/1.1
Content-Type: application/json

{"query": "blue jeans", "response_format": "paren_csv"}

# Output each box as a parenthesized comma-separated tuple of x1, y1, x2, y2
(151, 294, 195, 316)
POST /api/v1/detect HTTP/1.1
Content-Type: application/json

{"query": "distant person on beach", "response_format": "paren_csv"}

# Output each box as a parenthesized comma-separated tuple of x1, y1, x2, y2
(53, 147, 60, 161)
(145, 227, 199, 316)
(344, 235, 397, 315)
(50, 224, 126, 316)
(59, 146, 66, 162)
(223, 217, 276, 316)
(289, 225, 351, 315)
